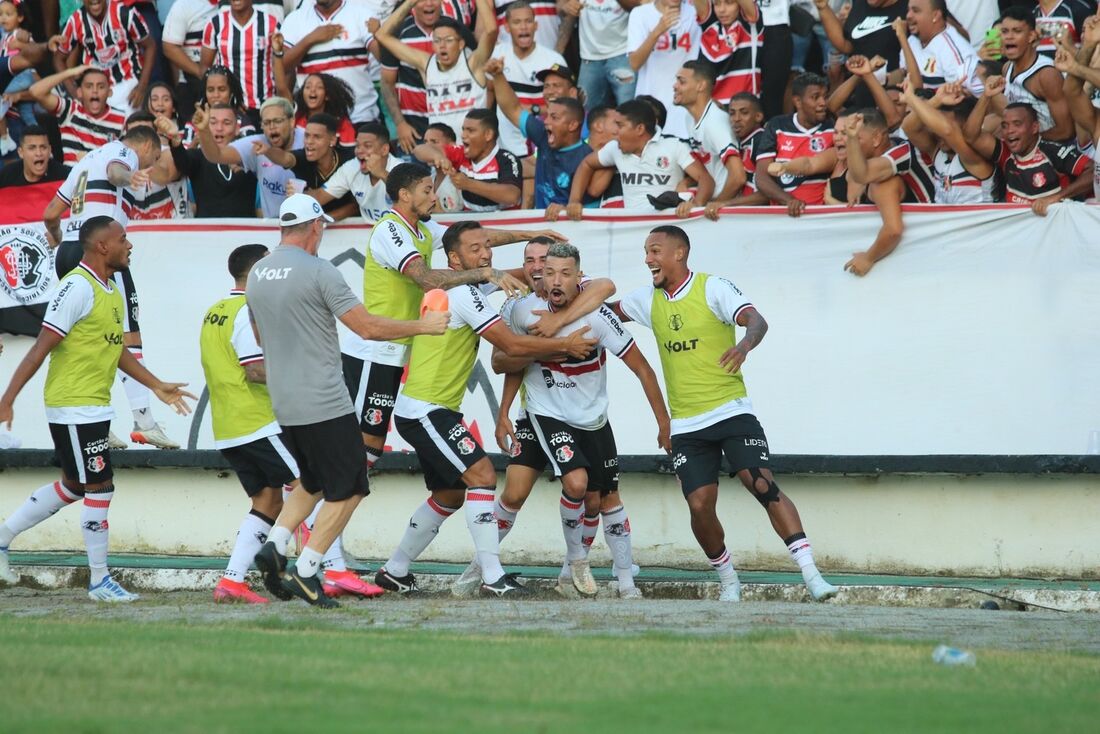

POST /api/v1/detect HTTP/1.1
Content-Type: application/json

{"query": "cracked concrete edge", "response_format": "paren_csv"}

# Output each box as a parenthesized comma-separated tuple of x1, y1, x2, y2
(4, 565, 1099, 612)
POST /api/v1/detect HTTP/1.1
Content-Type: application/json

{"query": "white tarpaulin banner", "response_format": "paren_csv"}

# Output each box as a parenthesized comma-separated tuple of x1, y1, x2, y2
(1, 204, 1099, 455)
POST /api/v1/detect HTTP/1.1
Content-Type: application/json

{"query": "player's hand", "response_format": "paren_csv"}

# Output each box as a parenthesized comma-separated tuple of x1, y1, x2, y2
(844, 251, 875, 276)
(561, 326, 597, 360)
(846, 54, 872, 77)
(396, 120, 421, 154)
(312, 24, 346, 43)
(495, 415, 518, 453)
(483, 57, 504, 76)
(656, 416, 671, 454)
(1031, 194, 1059, 217)
(252, 138, 272, 158)
(983, 75, 1006, 98)
(767, 161, 788, 176)
(892, 17, 908, 42)
(675, 200, 694, 218)
(487, 269, 527, 297)
(658, 7, 680, 34)
(48, 35, 66, 53)
(154, 383, 198, 415)
(933, 81, 965, 106)
(0, 400, 13, 430)
(419, 309, 450, 335)
(528, 309, 565, 337)
(786, 198, 805, 217)
(565, 202, 584, 220)
(130, 168, 152, 189)
(718, 344, 749, 373)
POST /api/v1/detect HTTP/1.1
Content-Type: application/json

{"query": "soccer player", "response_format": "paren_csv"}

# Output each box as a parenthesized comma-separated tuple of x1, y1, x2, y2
(344, 162, 558, 474)
(484, 242, 670, 599)
(44, 125, 180, 450)
(201, 244, 382, 603)
(375, 222, 598, 596)
(612, 225, 839, 603)
(0, 217, 195, 599)
(249, 195, 449, 608)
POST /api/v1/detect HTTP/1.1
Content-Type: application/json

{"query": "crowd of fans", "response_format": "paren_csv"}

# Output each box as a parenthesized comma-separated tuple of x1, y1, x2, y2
(1, 1, 1099, 273)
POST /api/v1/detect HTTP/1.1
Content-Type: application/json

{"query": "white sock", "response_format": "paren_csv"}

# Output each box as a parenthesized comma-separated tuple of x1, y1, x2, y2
(365, 447, 383, 469)
(0, 481, 81, 547)
(559, 490, 585, 562)
(81, 489, 113, 584)
(601, 505, 635, 588)
(121, 348, 155, 430)
(707, 546, 738, 586)
(268, 525, 293, 555)
(322, 534, 347, 572)
(224, 511, 273, 582)
(786, 533, 820, 582)
(296, 547, 323, 578)
(581, 512, 600, 557)
(465, 487, 504, 583)
(385, 497, 456, 577)
(559, 559, 571, 579)
(495, 499, 518, 544)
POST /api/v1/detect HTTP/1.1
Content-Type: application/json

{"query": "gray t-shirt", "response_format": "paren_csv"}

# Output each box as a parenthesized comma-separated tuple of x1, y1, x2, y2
(246, 244, 359, 426)
(230, 128, 306, 218)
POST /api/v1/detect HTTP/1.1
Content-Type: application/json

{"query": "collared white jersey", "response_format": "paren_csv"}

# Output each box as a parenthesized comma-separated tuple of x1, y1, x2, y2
(495, 41, 567, 156)
(322, 154, 403, 221)
(1004, 55, 1056, 133)
(932, 149, 996, 204)
(54, 141, 136, 242)
(627, 1, 702, 137)
(511, 294, 635, 430)
(685, 100, 739, 194)
(902, 27, 983, 96)
(425, 51, 489, 139)
(596, 136, 696, 210)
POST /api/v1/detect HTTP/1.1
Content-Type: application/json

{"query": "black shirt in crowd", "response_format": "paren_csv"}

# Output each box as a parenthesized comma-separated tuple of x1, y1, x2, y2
(170, 145, 259, 218)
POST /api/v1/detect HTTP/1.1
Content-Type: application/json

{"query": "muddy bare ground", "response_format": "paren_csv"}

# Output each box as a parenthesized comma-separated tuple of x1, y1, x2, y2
(1, 587, 1097, 655)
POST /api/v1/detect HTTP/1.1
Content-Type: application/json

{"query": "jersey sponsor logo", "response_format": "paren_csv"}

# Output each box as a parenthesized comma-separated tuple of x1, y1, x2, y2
(600, 306, 626, 336)
(555, 445, 574, 463)
(743, 437, 768, 448)
(83, 437, 110, 455)
(849, 16, 892, 39)
(204, 311, 230, 327)
(620, 172, 672, 186)
(548, 430, 573, 446)
(254, 266, 292, 281)
(87, 455, 107, 473)
(671, 452, 687, 469)
(365, 408, 384, 426)
(663, 338, 700, 353)
(0, 226, 53, 306)
(515, 426, 536, 442)
(456, 436, 476, 455)
(447, 423, 469, 441)
(367, 393, 395, 408)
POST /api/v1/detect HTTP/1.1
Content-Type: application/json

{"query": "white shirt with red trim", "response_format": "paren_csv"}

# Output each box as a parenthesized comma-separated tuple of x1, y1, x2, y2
(494, 41, 567, 157)
(902, 27, 983, 96)
(684, 100, 739, 194)
(281, 0, 380, 122)
(163, 0, 221, 75)
(202, 8, 281, 110)
(41, 264, 117, 424)
(323, 154, 404, 221)
(511, 294, 634, 430)
(596, 136, 696, 211)
(51, 97, 127, 165)
(59, 3, 150, 85)
(495, 0, 562, 53)
(619, 271, 755, 434)
(54, 141, 136, 243)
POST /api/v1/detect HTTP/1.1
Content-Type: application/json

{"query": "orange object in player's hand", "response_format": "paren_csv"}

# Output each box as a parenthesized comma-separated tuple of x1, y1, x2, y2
(420, 288, 449, 317)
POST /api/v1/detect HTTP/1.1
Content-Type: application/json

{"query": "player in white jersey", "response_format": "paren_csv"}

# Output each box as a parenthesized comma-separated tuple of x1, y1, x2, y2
(43, 126, 180, 450)
(673, 60, 747, 204)
(307, 122, 403, 221)
(372, 0, 496, 140)
(468, 243, 670, 599)
(567, 99, 714, 215)
(900, 81, 997, 204)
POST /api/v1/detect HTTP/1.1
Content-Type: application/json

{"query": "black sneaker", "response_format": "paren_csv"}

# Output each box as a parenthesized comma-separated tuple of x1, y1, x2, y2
(481, 573, 532, 598)
(374, 567, 418, 594)
(253, 541, 292, 601)
(281, 567, 340, 609)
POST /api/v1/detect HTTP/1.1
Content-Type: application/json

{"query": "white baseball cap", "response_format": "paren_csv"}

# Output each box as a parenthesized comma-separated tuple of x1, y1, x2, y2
(279, 193, 334, 226)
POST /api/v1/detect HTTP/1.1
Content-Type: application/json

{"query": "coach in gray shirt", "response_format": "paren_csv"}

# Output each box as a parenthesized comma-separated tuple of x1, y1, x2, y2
(248, 194, 449, 607)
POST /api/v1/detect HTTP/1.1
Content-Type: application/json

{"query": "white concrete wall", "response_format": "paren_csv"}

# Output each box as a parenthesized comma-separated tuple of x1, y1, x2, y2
(2, 467, 1097, 578)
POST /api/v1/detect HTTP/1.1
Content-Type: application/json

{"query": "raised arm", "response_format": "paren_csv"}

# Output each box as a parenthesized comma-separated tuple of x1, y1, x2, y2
(402, 258, 528, 297)
(962, 78, 1002, 160)
(903, 82, 994, 178)
(815, 0, 853, 55)
(628, 5, 679, 72)
(29, 64, 89, 113)
(469, 0, 501, 72)
(894, 19, 923, 90)
(192, 104, 245, 165)
(484, 58, 523, 128)
(373, 0, 431, 77)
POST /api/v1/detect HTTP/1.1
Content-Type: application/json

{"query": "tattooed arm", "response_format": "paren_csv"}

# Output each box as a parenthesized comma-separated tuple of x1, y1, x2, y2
(718, 306, 768, 374)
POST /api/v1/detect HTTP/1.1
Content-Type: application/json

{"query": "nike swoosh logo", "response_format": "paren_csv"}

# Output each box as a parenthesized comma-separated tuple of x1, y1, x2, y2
(293, 576, 318, 601)
(850, 17, 892, 40)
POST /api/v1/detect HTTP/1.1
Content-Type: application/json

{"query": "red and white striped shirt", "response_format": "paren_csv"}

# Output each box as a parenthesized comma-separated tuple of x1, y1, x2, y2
(698, 4, 762, 106)
(51, 97, 127, 165)
(59, 2, 150, 85)
(880, 138, 936, 203)
(202, 8, 281, 110)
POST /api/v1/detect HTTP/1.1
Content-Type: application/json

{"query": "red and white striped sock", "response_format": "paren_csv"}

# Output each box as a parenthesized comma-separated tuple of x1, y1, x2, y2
(707, 546, 738, 586)
(559, 491, 585, 562)
(580, 512, 600, 556)
(495, 499, 518, 543)
(466, 488, 504, 583)
(785, 532, 820, 583)
(385, 497, 457, 577)
(0, 481, 81, 547)
(81, 488, 113, 585)
(224, 509, 274, 582)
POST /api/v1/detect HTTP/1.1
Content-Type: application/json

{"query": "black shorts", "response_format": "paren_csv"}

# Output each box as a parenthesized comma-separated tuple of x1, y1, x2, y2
(395, 408, 486, 491)
(670, 413, 771, 496)
(507, 416, 547, 471)
(280, 413, 369, 501)
(528, 413, 620, 496)
(49, 421, 112, 485)
(341, 354, 403, 437)
(220, 434, 299, 497)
